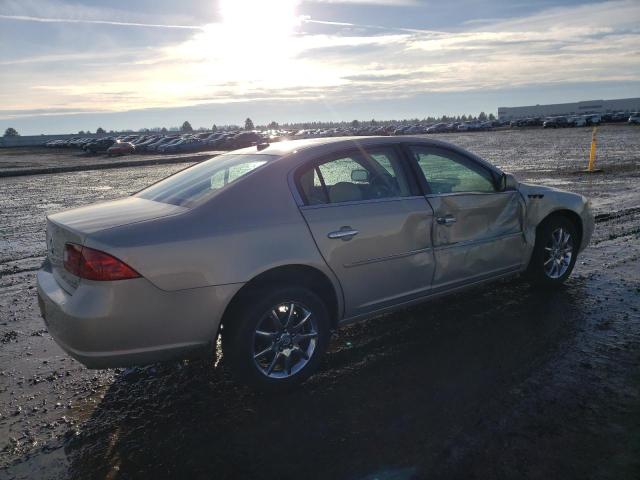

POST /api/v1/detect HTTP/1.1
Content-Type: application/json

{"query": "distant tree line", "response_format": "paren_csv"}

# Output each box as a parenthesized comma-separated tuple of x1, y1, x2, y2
(270, 112, 496, 130)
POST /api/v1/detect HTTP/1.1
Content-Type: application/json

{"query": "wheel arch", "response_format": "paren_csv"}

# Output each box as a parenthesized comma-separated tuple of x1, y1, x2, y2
(219, 264, 342, 334)
(537, 208, 583, 249)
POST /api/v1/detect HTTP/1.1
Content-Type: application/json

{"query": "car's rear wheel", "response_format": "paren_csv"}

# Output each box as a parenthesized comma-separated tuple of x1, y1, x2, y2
(526, 215, 578, 288)
(222, 286, 330, 391)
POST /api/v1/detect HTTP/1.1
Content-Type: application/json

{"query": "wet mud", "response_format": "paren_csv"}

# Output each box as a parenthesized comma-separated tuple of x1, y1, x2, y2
(1, 125, 639, 479)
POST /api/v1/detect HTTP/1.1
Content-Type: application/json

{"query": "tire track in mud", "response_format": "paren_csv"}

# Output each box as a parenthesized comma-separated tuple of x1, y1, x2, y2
(595, 206, 640, 223)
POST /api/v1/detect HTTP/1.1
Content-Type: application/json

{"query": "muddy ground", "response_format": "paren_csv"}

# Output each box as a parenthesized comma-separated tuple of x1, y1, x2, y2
(1, 125, 639, 479)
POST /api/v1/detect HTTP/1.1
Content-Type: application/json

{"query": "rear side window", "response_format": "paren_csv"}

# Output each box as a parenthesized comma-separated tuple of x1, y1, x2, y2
(409, 147, 496, 194)
(298, 147, 414, 205)
(137, 153, 277, 207)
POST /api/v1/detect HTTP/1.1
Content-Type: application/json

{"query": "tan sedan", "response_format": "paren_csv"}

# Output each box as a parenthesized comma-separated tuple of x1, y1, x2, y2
(37, 137, 594, 389)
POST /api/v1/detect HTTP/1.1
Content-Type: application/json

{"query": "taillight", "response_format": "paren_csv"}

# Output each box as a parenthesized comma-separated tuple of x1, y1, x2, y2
(63, 243, 141, 281)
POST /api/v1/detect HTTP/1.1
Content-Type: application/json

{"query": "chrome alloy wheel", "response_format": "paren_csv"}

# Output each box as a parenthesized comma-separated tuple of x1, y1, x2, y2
(252, 302, 318, 379)
(543, 227, 573, 279)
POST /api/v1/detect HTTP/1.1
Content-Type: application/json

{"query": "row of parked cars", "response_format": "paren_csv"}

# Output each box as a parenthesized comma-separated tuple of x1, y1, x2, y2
(44, 131, 263, 156)
(44, 123, 503, 157)
(510, 112, 638, 129)
(44, 112, 640, 157)
(277, 119, 510, 139)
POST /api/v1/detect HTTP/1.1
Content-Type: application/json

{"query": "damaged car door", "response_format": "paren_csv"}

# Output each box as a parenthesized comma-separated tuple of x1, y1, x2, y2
(408, 145, 526, 290)
(297, 146, 435, 317)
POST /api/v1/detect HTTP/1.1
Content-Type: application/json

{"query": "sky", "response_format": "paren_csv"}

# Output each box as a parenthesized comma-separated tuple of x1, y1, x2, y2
(0, 0, 639, 134)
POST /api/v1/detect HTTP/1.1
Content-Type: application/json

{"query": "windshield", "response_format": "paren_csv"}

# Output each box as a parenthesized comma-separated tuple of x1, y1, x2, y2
(136, 153, 277, 207)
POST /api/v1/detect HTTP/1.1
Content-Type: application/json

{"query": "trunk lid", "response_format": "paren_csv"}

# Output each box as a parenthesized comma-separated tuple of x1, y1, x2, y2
(46, 197, 187, 292)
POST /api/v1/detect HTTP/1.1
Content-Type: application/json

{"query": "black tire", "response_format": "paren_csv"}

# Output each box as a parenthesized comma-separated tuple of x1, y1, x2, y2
(222, 285, 330, 391)
(526, 215, 579, 288)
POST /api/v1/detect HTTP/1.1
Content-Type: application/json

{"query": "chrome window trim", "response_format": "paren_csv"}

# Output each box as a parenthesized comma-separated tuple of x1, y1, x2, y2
(299, 195, 427, 211)
(424, 190, 518, 199)
(343, 246, 433, 268)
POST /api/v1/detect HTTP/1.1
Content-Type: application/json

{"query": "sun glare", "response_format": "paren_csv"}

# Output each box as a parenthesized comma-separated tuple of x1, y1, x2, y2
(154, 0, 344, 106)
(220, 0, 301, 37)
(176, 0, 306, 86)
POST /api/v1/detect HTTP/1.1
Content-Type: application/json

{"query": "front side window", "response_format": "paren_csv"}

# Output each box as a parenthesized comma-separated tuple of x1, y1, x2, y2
(410, 147, 496, 194)
(137, 153, 276, 207)
(298, 147, 412, 205)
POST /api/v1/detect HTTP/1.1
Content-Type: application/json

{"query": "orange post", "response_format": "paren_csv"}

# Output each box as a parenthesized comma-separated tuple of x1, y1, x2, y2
(587, 127, 597, 172)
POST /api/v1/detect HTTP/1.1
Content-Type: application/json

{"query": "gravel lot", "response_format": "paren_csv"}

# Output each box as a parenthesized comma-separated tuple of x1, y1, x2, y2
(1, 125, 639, 479)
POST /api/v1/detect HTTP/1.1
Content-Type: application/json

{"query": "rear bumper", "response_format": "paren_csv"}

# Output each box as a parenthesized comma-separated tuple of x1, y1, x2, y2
(36, 264, 242, 369)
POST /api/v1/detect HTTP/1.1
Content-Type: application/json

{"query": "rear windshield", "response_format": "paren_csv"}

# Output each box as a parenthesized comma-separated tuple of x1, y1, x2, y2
(136, 153, 277, 207)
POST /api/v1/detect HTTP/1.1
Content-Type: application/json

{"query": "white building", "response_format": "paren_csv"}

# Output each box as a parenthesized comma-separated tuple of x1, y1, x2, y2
(498, 97, 640, 120)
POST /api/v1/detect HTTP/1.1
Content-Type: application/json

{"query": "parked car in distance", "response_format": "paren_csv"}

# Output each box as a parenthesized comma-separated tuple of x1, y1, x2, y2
(511, 118, 542, 128)
(84, 138, 115, 154)
(133, 136, 163, 152)
(106, 141, 135, 156)
(144, 136, 178, 152)
(611, 113, 629, 122)
(158, 137, 194, 153)
(157, 137, 186, 153)
(37, 136, 594, 390)
(161, 138, 206, 154)
(584, 114, 601, 126)
(227, 131, 263, 149)
(543, 116, 569, 128)
(208, 133, 236, 149)
(628, 113, 640, 124)
(426, 123, 448, 133)
(568, 116, 587, 127)
(458, 121, 482, 131)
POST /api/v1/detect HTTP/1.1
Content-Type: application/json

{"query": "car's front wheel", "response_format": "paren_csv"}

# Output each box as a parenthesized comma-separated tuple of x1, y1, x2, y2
(222, 286, 330, 391)
(526, 215, 578, 287)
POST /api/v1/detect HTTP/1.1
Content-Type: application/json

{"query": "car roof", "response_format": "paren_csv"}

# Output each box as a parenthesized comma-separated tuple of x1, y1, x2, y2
(232, 136, 459, 156)
(228, 136, 498, 172)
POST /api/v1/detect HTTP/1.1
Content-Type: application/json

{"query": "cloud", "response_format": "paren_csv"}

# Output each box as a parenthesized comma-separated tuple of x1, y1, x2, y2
(0, 14, 202, 29)
(0, 49, 148, 66)
(0, 107, 106, 119)
(302, 17, 445, 35)
(342, 73, 417, 82)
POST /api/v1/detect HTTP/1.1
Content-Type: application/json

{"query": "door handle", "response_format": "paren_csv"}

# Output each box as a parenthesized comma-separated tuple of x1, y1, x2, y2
(436, 216, 457, 225)
(328, 226, 359, 241)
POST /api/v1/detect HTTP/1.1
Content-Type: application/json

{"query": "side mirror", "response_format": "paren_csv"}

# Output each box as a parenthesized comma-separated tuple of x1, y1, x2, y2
(351, 169, 369, 182)
(499, 173, 518, 191)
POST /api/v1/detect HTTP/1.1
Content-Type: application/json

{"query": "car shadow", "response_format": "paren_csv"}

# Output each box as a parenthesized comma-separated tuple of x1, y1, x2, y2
(64, 279, 587, 480)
